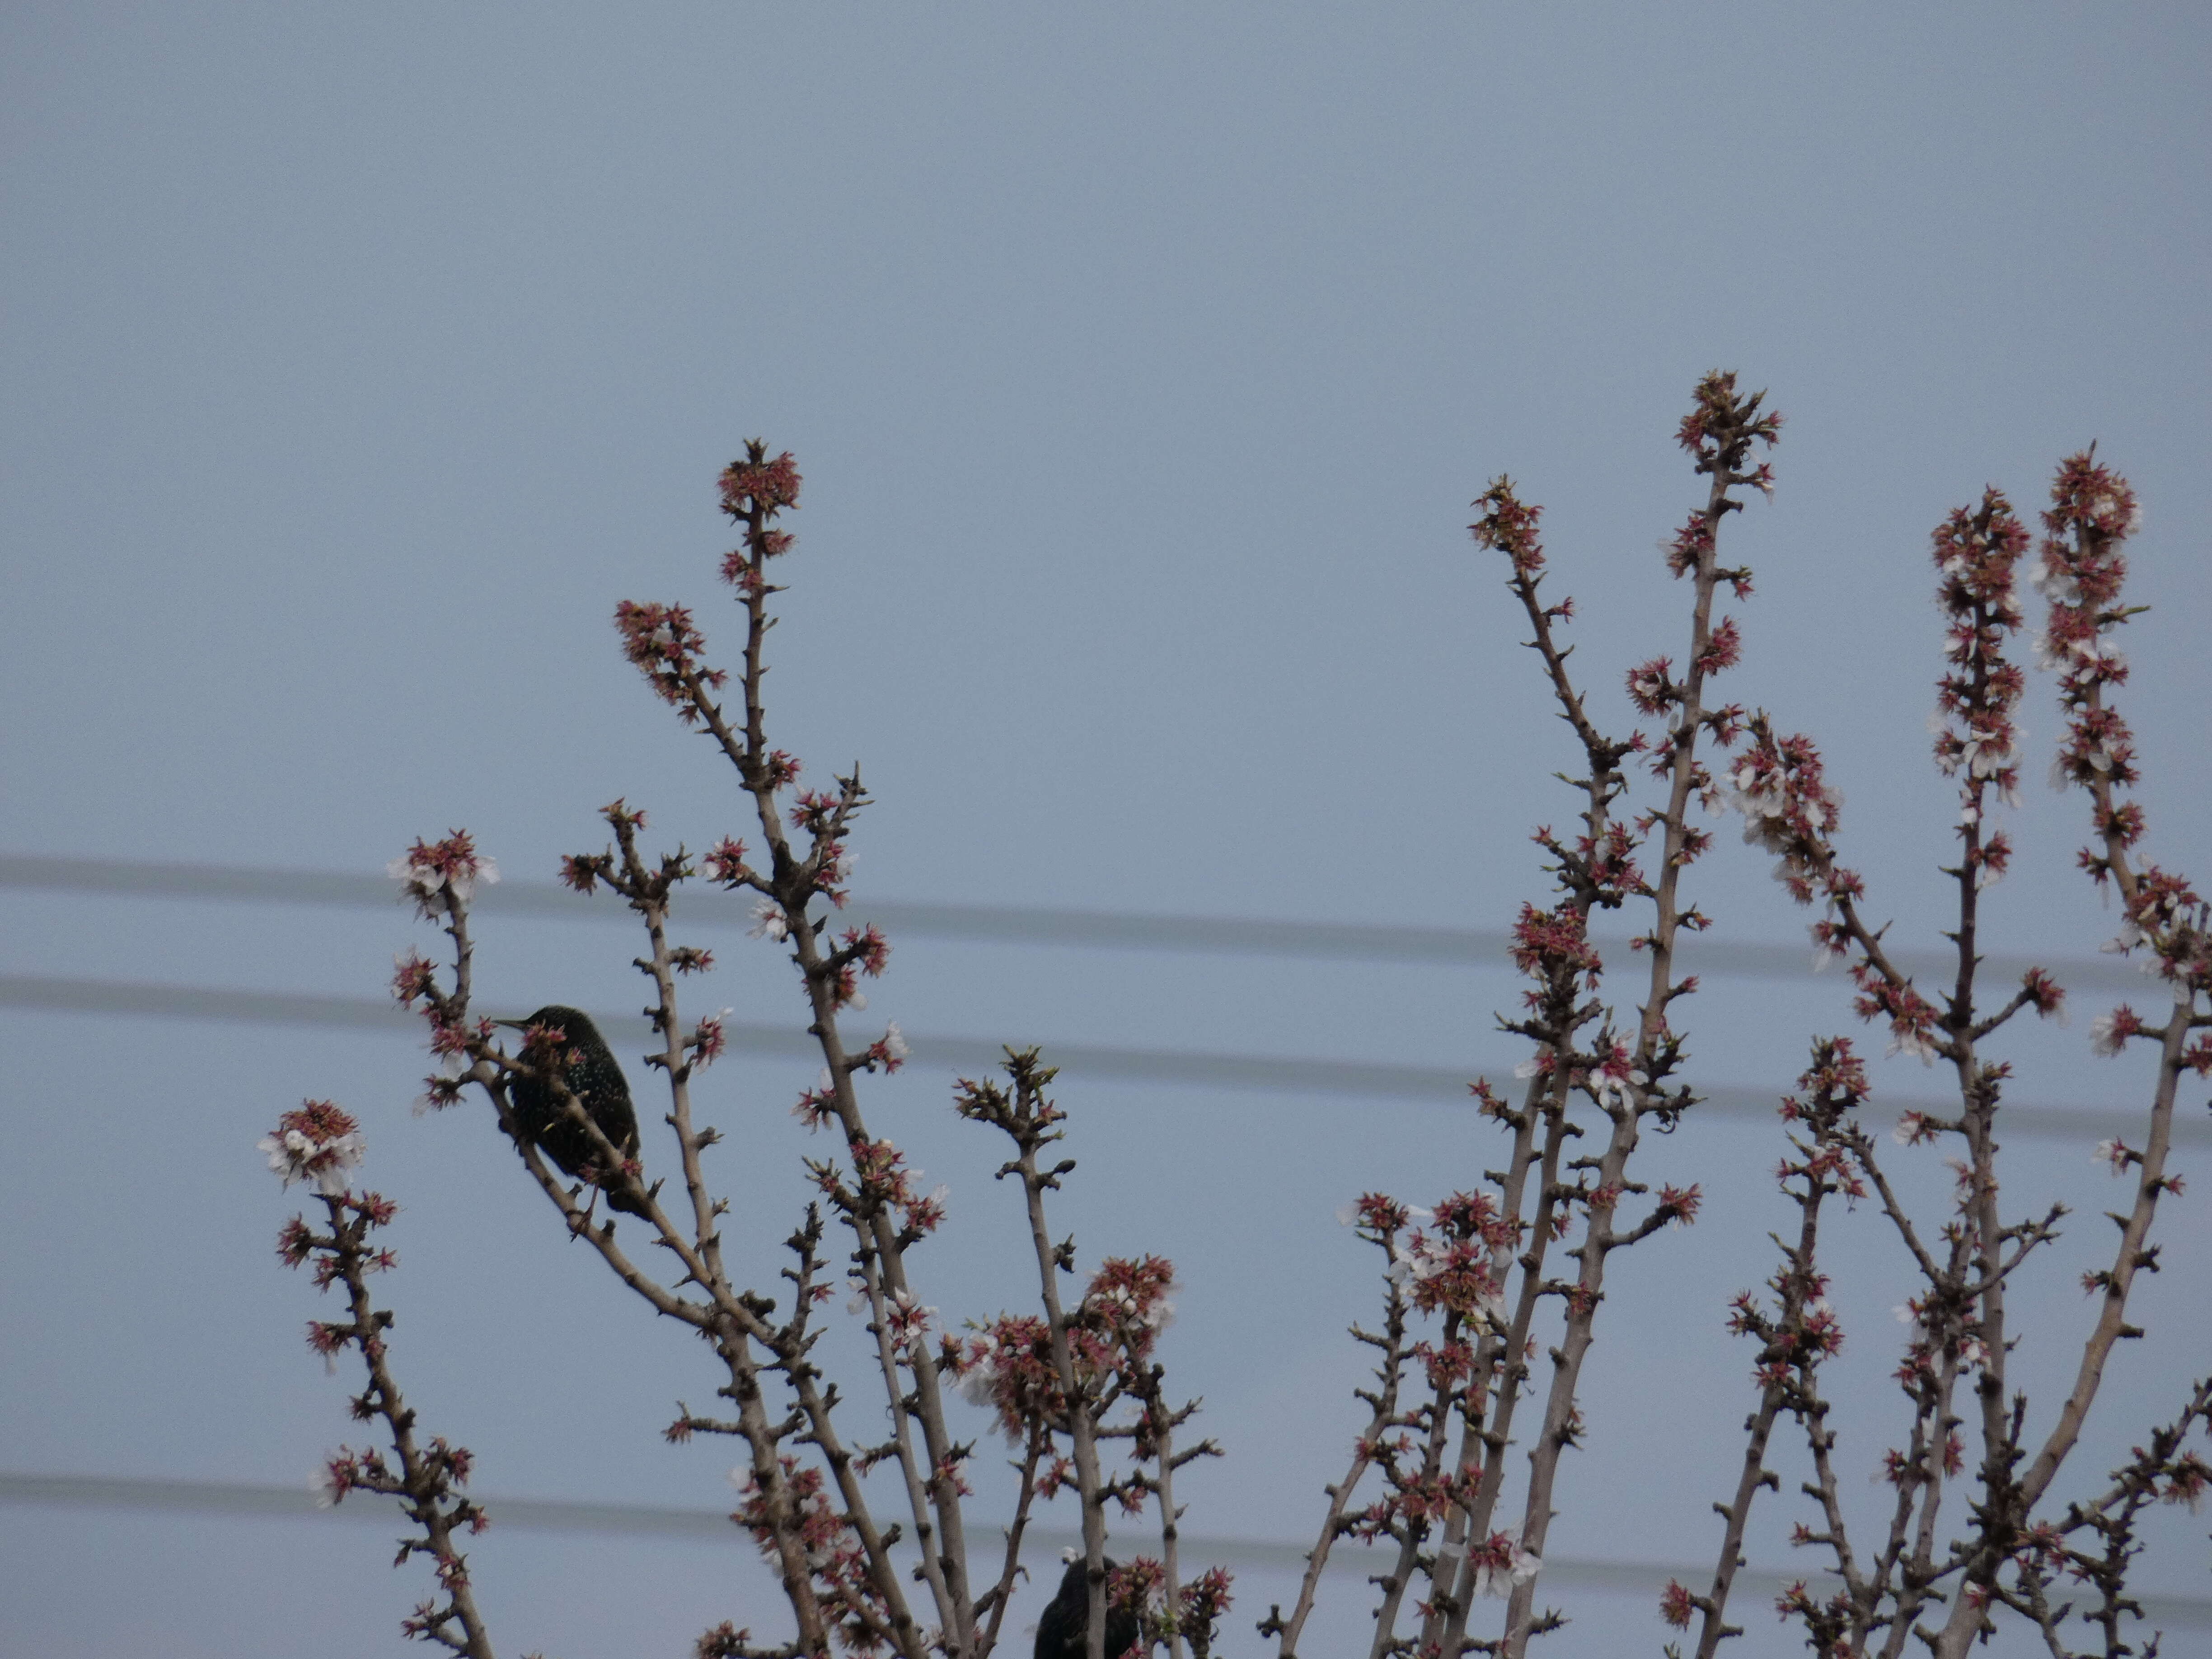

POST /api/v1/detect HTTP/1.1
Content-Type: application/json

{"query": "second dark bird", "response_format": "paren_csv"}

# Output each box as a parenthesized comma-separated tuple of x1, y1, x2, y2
(494, 1005, 646, 1217)
(1035, 1555, 1140, 1659)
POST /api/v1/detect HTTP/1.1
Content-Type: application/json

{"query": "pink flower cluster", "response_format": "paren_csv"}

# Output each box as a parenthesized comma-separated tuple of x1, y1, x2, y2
(615, 600, 729, 718)
(1929, 490, 2030, 901)
(821, 1134, 948, 1244)
(728, 1455, 885, 1654)
(718, 448, 801, 517)
(947, 1256, 1180, 1445)
(1467, 479, 1547, 584)
(717, 443, 801, 586)
(1389, 1192, 1513, 1325)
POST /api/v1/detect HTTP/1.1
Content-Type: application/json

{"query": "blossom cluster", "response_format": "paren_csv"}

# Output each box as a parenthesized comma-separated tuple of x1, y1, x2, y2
(259, 1099, 366, 1197)
(947, 1256, 1180, 1445)
(388, 830, 498, 921)
(1929, 489, 2031, 899)
(2030, 454, 2212, 1023)
(614, 600, 729, 718)
(728, 1455, 884, 1654)
(1386, 1192, 1513, 1327)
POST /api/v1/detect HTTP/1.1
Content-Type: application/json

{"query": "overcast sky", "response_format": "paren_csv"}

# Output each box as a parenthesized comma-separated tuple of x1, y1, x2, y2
(4, 6, 2209, 1656)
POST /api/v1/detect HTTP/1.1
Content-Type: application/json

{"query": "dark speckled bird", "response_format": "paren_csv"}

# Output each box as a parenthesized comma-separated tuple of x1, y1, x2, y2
(493, 1006, 646, 1216)
(1035, 1555, 1140, 1659)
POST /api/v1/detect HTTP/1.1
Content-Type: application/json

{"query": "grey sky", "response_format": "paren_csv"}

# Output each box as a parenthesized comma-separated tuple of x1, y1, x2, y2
(4, 6, 2209, 1655)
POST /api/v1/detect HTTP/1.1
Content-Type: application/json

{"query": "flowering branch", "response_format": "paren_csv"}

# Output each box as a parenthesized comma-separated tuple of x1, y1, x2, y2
(368, 446, 1224, 1659)
(1682, 448, 2205, 1659)
(1476, 373, 1775, 1659)
(1261, 1195, 1418, 1656)
(262, 1104, 495, 1659)
(1663, 1041, 1864, 1658)
(1270, 373, 1762, 1659)
(949, 1052, 1224, 1659)
(1998, 1373, 2212, 1658)
(283, 402, 2203, 1659)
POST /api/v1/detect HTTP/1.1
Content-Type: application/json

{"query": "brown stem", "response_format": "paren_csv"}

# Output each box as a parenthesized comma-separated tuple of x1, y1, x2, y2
(1269, 1256, 1413, 1658)
(322, 1195, 496, 1659)
(1493, 457, 1739, 1659)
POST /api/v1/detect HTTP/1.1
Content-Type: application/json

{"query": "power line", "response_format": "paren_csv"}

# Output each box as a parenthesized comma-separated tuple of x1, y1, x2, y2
(8, 1472, 2206, 1626)
(0, 971, 2189, 1143)
(0, 852, 2150, 990)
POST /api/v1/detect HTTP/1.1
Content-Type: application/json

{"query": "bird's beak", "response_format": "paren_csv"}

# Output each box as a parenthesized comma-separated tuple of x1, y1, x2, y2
(492, 1017, 526, 1030)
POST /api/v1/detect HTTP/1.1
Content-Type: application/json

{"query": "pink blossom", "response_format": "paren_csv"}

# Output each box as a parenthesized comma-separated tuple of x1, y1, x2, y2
(718, 448, 802, 518)
(691, 1010, 731, 1066)
(1658, 1184, 1702, 1228)
(1469, 479, 1547, 581)
(703, 837, 750, 885)
(390, 950, 436, 1006)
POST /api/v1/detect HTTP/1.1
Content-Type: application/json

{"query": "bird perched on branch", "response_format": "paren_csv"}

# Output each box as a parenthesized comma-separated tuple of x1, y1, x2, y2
(493, 1005, 646, 1217)
(1035, 1554, 1139, 1659)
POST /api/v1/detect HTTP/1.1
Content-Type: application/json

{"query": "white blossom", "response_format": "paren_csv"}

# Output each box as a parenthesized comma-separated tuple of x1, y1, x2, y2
(957, 1350, 1001, 1409)
(1810, 925, 1846, 974)
(387, 850, 498, 917)
(1588, 1065, 1647, 1112)
(749, 898, 789, 941)
(1887, 1029, 1939, 1066)
(884, 1288, 938, 1351)
(1388, 1237, 1453, 1287)
(1472, 1541, 1542, 1599)
(2028, 560, 2081, 607)
(2088, 1012, 2127, 1057)
(1966, 735, 2014, 778)
(1341, 1199, 1431, 1228)
(881, 1022, 909, 1062)
(258, 1126, 365, 1196)
(311, 1462, 347, 1509)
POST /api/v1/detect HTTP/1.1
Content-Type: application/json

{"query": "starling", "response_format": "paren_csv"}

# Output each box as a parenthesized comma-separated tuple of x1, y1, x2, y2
(494, 1006, 646, 1216)
(1035, 1554, 1140, 1659)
